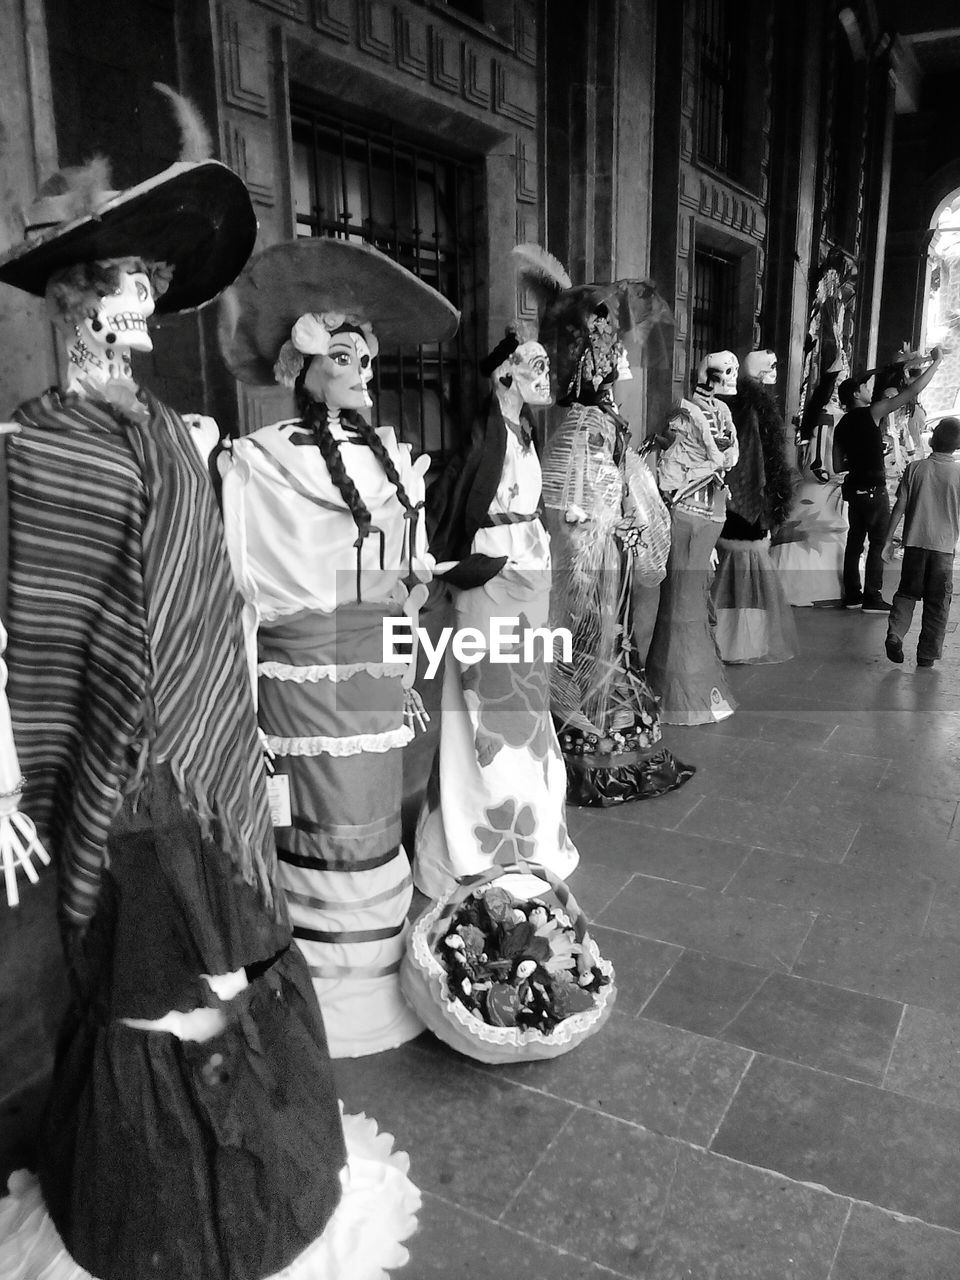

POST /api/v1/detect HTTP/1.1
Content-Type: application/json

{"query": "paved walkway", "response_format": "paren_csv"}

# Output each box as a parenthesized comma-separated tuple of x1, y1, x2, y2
(339, 591, 960, 1279)
(4, 586, 960, 1277)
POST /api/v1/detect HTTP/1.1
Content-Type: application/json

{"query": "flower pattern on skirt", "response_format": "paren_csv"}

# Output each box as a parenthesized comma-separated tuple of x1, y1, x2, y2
(474, 798, 537, 865)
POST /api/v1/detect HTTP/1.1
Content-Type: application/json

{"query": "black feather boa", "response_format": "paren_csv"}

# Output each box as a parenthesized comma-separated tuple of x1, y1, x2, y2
(726, 380, 797, 530)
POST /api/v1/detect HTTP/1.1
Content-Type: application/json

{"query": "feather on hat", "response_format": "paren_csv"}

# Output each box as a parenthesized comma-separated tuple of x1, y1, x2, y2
(0, 84, 256, 314)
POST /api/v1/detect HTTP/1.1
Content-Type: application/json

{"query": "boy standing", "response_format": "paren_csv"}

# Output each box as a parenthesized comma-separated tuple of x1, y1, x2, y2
(882, 417, 960, 667)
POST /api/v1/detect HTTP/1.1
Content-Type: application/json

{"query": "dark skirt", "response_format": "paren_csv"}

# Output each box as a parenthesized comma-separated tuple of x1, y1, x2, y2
(37, 769, 346, 1280)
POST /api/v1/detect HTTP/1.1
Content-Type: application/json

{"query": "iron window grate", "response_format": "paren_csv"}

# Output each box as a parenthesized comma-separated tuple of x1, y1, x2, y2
(691, 248, 738, 379)
(697, 0, 744, 178)
(291, 103, 482, 461)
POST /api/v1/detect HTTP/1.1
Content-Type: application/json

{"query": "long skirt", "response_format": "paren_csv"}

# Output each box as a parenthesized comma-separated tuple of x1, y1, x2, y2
(769, 478, 847, 606)
(711, 535, 799, 664)
(646, 509, 737, 726)
(0, 772, 421, 1280)
(259, 605, 424, 1058)
(414, 568, 579, 901)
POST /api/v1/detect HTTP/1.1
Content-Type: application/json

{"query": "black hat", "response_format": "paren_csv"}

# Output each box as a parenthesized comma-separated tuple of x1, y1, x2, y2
(0, 85, 257, 314)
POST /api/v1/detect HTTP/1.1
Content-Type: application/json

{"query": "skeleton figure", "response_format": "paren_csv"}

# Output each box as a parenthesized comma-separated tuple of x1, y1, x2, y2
(495, 338, 553, 417)
(697, 350, 740, 398)
(742, 348, 778, 386)
(414, 322, 581, 894)
(656, 351, 739, 501)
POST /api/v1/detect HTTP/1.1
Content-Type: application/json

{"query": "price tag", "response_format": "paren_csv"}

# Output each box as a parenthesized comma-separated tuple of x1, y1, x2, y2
(709, 687, 734, 722)
(266, 774, 292, 828)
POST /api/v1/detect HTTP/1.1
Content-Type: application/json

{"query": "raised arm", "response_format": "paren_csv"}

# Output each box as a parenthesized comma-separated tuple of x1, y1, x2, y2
(871, 348, 942, 420)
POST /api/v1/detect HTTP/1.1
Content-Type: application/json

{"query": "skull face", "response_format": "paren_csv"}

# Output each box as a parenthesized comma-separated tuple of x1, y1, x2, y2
(304, 329, 374, 411)
(697, 350, 739, 397)
(82, 270, 155, 357)
(509, 341, 552, 405)
(742, 349, 778, 386)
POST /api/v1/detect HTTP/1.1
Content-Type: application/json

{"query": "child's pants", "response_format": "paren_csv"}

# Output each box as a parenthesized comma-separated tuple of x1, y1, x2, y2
(887, 547, 955, 661)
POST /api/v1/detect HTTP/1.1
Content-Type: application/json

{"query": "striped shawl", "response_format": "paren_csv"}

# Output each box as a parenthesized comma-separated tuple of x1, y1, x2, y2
(7, 388, 277, 927)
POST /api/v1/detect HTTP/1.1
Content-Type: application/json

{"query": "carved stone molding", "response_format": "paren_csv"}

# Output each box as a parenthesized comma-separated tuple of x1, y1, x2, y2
(429, 26, 461, 93)
(515, 134, 537, 204)
(493, 62, 535, 128)
(252, 0, 306, 18)
(396, 10, 427, 78)
(358, 0, 392, 61)
(225, 122, 276, 206)
(515, 1, 536, 64)
(463, 46, 491, 107)
(220, 8, 270, 118)
(313, 0, 351, 42)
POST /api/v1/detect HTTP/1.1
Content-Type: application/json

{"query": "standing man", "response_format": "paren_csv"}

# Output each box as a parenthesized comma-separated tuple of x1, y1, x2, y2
(833, 347, 942, 612)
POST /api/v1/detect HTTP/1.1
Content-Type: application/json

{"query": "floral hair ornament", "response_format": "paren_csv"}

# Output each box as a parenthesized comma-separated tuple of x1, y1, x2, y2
(273, 311, 380, 387)
(511, 243, 673, 405)
(219, 238, 460, 388)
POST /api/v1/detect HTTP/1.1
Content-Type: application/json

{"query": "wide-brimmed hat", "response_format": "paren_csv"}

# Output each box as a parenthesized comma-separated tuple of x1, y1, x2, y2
(0, 85, 256, 314)
(218, 238, 460, 386)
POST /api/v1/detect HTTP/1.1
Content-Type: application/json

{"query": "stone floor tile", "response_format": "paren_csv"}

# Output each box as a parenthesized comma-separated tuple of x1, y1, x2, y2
(638, 949, 769, 1037)
(582, 823, 749, 891)
(675, 794, 859, 862)
(596, 877, 815, 970)
(838, 790, 958, 846)
(565, 804, 598, 842)
(722, 970, 903, 1083)
(820, 722, 896, 757)
(876, 752, 960, 803)
(793, 915, 960, 1013)
(569, 814, 727, 878)
(753, 714, 842, 746)
(333, 1038, 575, 1218)
(883, 1004, 960, 1111)
(785, 748, 891, 797)
(572, 923, 682, 1017)
(592, 785, 705, 832)
(725, 846, 935, 931)
(923, 881, 960, 941)
(831, 1202, 960, 1280)
(500, 1107, 680, 1278)
(473, 1011, 751, 1146)
(844, 830, 960, 887)
(680, 743, 804, 806)
(711, 1054, 960, 1229)
(565, 859, 637, 920)
(655, 723, 750, 766)
(645, 1144, 849, 1280)
(410, 1192, 626, 1280)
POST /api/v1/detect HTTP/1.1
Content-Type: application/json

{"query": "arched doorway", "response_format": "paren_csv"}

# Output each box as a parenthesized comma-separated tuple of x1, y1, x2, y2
(921, 190, 960, 414)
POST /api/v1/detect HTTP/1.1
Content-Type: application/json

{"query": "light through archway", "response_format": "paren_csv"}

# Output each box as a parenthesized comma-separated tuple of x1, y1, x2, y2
(922, 190, 960, 414)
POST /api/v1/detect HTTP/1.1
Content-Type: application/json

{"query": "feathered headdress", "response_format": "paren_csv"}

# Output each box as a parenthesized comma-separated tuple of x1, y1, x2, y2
(512, 243, 673, 403)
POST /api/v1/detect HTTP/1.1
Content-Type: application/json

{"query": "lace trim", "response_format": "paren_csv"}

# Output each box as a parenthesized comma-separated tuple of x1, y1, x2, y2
(408, 898, 615, 1048)
(0, 1108, 420, 1280)
(258, 661, 407, 684)
(266, 726, 414, 758)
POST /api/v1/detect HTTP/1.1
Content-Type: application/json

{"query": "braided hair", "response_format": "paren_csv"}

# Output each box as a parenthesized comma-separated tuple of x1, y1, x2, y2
(295, 358, 417, 535)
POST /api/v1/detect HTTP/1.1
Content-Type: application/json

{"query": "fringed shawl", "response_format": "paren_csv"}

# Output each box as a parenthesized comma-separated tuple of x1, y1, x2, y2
(7, 388, 277, 927)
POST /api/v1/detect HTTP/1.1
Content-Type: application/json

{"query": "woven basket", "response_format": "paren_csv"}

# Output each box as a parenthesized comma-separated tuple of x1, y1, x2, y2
(400, 862, 616, 1064)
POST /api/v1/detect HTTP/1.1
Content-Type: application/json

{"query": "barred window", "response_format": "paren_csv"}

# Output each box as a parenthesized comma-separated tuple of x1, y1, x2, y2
(291, 103, 483, 462)
(697, 0, 745, 178)
(691, 249, 739, 376)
